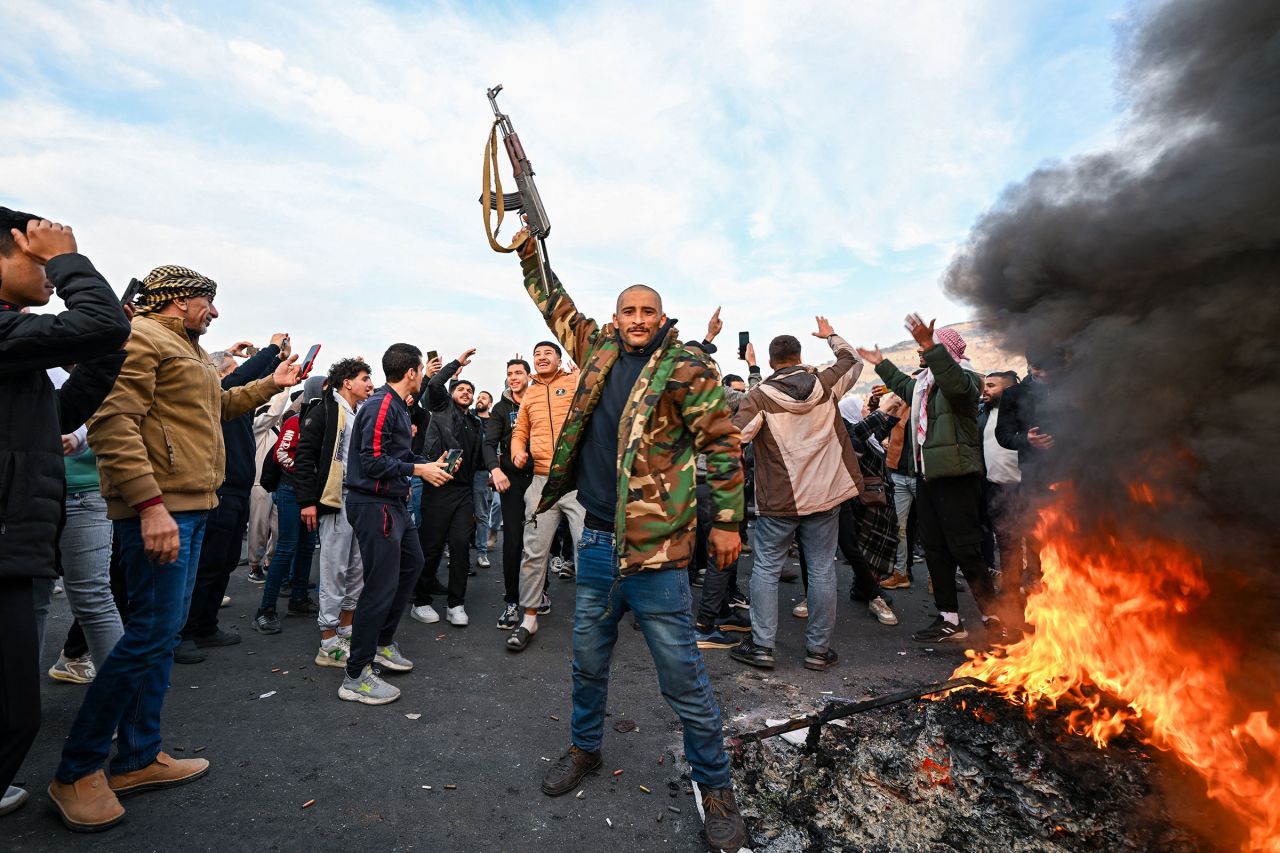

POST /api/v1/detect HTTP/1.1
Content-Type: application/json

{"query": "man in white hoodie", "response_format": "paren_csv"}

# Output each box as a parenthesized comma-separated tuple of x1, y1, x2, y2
(295, 358, 375, 667)
(729, 318, 863, 672)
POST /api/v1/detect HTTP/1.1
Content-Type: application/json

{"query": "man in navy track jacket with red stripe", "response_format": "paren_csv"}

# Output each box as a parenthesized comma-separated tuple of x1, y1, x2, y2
(339, 344, 453, 704)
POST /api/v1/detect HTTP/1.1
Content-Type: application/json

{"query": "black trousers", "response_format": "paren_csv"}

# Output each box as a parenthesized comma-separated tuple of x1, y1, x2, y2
(499, 476, 532, 604)
(347, 499, 424, 677)
(837, 500, 882, 601)
(0, 578, 41, 793)
(414, 485, 474, 609)
(693, 482, 740, 630)
(916, 473, 996, 614)
(183, 492, 250, 639)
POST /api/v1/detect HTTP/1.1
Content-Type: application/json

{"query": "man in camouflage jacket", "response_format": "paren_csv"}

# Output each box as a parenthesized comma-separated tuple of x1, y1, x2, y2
(513, 233, 747, 852)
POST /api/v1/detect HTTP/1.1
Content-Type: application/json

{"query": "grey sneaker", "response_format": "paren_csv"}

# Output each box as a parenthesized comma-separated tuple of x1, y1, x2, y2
(0, 785, 29, 817)
(338, 665, 400, 705)
(375, 642, 414, 672)
(48, 652, 95, 684)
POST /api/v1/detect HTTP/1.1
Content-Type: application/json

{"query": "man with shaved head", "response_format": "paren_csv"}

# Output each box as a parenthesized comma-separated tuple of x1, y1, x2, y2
(510, 230, 747, 852)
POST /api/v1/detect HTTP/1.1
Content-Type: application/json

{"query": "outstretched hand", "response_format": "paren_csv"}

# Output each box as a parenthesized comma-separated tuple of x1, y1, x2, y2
(905, 313, 936, 350)
(812, 315, 836, 339)
(457, 348, 477, 367)
(272, 354, 302, 388)
(855, 345, 884, 365)
(705, 307, 723, 343)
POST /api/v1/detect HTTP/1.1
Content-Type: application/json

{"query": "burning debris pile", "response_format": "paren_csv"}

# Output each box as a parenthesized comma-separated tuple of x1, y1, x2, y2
(732, 689, 1202, 853)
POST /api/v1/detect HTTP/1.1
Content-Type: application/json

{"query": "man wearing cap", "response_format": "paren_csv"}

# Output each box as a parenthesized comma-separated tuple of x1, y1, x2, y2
(49, 265, 301, 832)
(857, 315, 997, 644)
(410, 347, 483, 627)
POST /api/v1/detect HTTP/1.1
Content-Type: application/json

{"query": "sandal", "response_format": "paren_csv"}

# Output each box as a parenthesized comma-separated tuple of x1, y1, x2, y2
(506, 626, 533, 652)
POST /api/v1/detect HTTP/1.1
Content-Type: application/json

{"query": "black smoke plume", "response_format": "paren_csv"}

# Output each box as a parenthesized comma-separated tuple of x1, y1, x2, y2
(944, 0, 1280, 686)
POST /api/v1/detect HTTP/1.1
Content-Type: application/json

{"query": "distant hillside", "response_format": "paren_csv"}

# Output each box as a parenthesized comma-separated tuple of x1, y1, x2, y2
(849, 321, 1026, 395)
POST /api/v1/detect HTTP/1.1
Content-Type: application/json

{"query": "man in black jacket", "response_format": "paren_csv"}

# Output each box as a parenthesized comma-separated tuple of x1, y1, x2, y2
(485, 358, 534, 629)
(410, 348, 482, 628)
(0, 210, 131, 818)
(176, 337, 290, 663)
(296, 357, 374, 668)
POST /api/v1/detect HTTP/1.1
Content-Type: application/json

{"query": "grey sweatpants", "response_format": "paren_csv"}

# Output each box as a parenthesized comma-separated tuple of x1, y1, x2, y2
(317, 508, 365, 631)
(518, 475, 585, 611)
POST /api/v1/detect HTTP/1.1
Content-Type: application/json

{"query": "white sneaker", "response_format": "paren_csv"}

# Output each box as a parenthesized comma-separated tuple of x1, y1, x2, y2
(0, 785, 29, 817)
(868, 596, 899, 625)
(446, 606, 469, 627)
(220, 595, 231, 608)
(410, 605, 440, 624)
(48, 652, 95, 684)
(476, 554, 491, 568)
(791, 599, 809, 619)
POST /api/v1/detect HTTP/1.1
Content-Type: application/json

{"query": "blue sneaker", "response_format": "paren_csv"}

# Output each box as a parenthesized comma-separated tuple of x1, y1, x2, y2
(696, 628, 741, 650)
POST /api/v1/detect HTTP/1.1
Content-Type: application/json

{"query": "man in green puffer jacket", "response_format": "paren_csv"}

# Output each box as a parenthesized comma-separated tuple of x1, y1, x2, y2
(858, 314, 997, 645)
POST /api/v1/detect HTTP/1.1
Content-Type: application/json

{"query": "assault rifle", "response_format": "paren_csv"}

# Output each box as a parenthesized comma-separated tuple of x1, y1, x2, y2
(481, 84, 552, 287)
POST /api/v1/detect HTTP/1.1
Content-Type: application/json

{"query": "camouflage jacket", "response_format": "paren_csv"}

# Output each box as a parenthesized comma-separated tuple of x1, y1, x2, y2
(520, 255, 744, 575)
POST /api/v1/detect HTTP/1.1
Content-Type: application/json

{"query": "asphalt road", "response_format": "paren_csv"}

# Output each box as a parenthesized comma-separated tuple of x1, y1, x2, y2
(9, 533, 985, 853)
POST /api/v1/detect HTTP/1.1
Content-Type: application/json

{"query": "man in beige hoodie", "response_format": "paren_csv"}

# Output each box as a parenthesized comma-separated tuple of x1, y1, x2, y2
(729, 317, 863, 673)
(49, 265, 301, 833)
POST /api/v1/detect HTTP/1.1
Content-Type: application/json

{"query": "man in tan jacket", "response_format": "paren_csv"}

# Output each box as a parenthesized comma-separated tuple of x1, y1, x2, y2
(505, 340, 584, 652)
(49, 265, 301, 833)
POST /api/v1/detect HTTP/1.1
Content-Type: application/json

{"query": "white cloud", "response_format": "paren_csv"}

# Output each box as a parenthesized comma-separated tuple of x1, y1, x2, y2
(0, 0, 1121, 380)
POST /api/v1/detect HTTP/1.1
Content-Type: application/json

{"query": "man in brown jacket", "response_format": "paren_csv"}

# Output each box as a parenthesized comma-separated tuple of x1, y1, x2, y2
(49, 265, 301, 833)
(729, 318, 863, 672)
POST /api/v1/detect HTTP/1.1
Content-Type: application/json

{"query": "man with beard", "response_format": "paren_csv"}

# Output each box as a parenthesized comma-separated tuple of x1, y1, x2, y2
(484, 359, 535, 629)
(410, 349, 483, 627)
(510, 229, 747, 852)
(471, 390, 499, 569)
(858, 316, 997, 644)
(52, 265, 300, 831)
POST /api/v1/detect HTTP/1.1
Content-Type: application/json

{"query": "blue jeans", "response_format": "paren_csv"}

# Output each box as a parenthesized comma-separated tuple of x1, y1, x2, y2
(472, 471, 493, 555)
(751, 509, 840, 654)
(261, 483, 316, 610)
(56, 511, 207, 782)
(571, 529, 731, 788)
(409, 477, 424, 529)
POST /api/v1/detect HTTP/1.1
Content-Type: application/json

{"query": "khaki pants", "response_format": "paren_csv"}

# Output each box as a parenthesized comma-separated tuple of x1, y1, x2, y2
(518, 475, 585, 610)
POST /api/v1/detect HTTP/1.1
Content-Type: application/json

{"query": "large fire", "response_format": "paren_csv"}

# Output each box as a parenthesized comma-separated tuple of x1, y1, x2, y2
(954, 490, 1280, 851)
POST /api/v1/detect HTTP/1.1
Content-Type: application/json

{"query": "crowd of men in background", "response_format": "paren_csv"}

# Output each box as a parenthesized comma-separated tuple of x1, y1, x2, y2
(0, 209, 1056, 850)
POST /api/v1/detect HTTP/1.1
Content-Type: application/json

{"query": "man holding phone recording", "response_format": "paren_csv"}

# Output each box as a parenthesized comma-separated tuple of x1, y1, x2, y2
(410, 347, 484, 628)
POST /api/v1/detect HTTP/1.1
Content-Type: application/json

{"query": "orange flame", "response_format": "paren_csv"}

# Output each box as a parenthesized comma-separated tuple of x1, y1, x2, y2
(954, 489, 1280, 851)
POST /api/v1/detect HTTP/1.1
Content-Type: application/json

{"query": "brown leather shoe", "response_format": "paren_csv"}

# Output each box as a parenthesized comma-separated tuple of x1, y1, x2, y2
(541, 745, 601, 796)
(48, 770, 125, 833)
(108, 752, 209, 797)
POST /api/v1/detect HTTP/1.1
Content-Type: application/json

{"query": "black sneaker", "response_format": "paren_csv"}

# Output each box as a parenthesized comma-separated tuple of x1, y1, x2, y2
(542, 745, 602, 796)
(246, 567, 266, 584)
(697, 784, 747, 852)
(729, 592, 750, 611)
(193, 627, 242, 648)
(716, 610, 752, 634)
(253, 609, 282, 635)
(911, 616, 968, 644)
(729, 639, 775, 669)
(496, 602, 520, 630)
(287, 597, 320, 616)
(173, 639, 207, 664)
(804, 647, 839, 672)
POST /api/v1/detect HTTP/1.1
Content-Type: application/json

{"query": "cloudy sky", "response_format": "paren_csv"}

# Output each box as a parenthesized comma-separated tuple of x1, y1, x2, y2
(2, 0, 1127, 389)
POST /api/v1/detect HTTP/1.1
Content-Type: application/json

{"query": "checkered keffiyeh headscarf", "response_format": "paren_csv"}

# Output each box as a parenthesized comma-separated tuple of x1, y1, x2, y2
(133, 265, 218, 316)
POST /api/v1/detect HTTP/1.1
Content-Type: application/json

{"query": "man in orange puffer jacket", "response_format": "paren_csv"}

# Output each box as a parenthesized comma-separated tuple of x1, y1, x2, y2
(505, 341, 584, 651)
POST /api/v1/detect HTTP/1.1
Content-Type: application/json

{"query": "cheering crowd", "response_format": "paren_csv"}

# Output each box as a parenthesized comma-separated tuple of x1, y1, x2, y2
(0, 208, 1054, 851)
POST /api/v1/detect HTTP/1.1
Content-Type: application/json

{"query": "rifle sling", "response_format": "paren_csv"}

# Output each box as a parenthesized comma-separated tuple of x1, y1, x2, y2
(483, 120, 530, 254)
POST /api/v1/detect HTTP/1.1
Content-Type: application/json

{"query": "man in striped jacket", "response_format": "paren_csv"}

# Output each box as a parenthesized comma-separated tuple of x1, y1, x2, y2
(730, 320, 863, 673)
